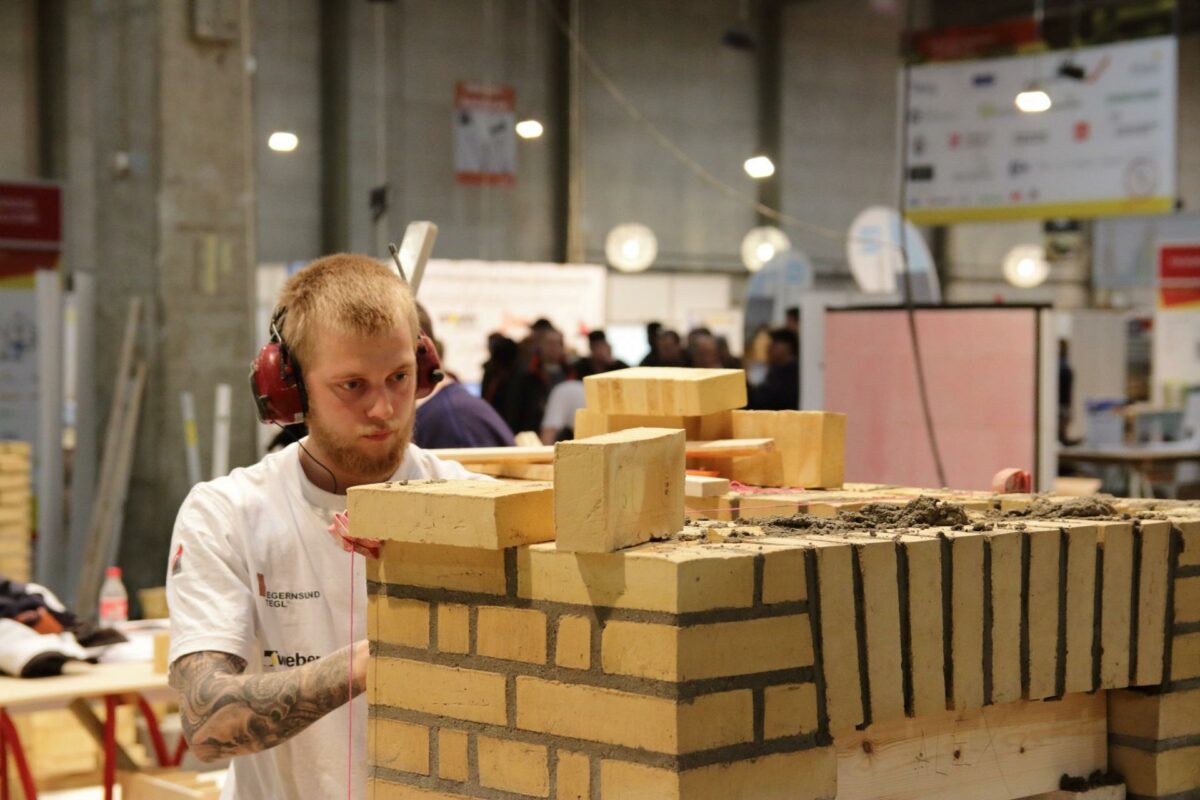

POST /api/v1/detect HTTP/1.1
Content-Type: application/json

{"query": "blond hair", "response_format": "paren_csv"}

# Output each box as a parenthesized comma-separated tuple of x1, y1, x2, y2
(276, 253, 419, 367)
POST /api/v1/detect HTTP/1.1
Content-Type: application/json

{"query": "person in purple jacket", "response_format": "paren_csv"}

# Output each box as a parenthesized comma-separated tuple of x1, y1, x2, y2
(413, 304, 516, 449)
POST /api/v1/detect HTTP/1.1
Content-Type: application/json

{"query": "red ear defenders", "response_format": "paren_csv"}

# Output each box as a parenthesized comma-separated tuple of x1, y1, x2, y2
(249, 307, 444, 426)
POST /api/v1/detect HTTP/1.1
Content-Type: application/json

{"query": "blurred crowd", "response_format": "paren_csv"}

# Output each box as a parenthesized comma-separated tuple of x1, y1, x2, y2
(412, 309, 802, 450)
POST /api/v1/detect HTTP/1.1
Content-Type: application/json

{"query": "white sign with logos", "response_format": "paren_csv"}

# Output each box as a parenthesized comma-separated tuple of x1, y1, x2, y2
(416, 260, 607, 387)
(903, 36, 1177, 224)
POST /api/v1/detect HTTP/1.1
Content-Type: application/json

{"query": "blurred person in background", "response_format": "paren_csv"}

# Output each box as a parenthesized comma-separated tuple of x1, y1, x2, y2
(688, 331, 723, 369)
(574, 329, 628, 378)
(506, 325, 574, 435)
(639, 321, 664, 366)
(481, 333, 518, 417)
(653, 329, 689, 368)
(747, 327, 800, 410)
(716, 335, 741, 369)
(413, 304, 515, 449)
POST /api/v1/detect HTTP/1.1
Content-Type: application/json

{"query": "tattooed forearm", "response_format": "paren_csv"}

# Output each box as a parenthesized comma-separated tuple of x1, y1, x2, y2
(169, 644, 366, 762)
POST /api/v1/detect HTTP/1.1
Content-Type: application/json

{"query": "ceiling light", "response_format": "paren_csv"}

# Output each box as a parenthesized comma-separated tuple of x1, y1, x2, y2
(515, 119, 544, 140)
(1014, 88, 1052, 113)
(605, 223, 658, 273)
(267, 131, 299, 152)
(1003, 244, 1050, 288)
(743, 155, 775, 179)
(741, 226, 791, 272)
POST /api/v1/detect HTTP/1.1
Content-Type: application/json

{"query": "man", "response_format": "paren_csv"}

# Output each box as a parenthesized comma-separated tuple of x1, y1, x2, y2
(654, 329, 689, 368)
(166, 254, 481, 799)
(687, 331, 723, 369)
(748, 327, 800, 410)
(573, 329, 627, 378)
(505, 325, 573, 435)
(412, 303, 516, 448)
(638, 321, 663, 366)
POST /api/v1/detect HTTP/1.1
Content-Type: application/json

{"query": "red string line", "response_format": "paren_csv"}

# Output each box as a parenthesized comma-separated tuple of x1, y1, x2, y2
(347, 548, 355, 800)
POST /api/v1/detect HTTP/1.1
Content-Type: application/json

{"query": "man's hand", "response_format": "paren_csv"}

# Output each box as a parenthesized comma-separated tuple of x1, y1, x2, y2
(327, 511, 381, 558)
(169, 642, 368, 762)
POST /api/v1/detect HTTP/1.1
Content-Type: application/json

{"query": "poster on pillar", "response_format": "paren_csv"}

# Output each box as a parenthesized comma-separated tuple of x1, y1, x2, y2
(0, 181, 61, 442)
(453, 82, 517, 186)
(1158, 243, 1200, 309)
(902, 35, 1177, 224)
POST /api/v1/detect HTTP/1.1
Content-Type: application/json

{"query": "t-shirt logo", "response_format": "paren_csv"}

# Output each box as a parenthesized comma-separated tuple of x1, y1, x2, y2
(263, 649, 321, 668)
(170, 544, 184, 576)
(256, 572, 322, 608)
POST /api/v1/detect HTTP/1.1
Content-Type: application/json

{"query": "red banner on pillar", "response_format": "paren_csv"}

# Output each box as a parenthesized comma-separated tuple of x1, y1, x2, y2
(1158, 243, 1200, 309)
(0, 182, 62, 287)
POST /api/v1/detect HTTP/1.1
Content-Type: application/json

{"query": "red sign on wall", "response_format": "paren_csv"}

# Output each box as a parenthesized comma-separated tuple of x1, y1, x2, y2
(0, 182, 62, 286)
(1158, 243, 1200, 309)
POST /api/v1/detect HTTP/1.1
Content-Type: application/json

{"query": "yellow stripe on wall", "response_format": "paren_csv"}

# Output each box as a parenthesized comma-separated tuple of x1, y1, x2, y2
(905, 196, 1175, 225)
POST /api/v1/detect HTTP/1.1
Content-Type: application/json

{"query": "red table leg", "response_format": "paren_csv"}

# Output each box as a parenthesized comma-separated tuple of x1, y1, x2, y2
(0, 711, 37, 800)
(1, 706, 9, 800)
(171, 734, 188, 767)
(135, 695, 175, 767)
(102, 696, 117, 800)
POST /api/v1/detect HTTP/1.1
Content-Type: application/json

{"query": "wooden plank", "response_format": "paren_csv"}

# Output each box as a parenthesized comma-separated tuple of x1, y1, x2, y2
(472, 463, 555, 481)
(727, 410, 847, 489)
(835, 692, 1107, 800)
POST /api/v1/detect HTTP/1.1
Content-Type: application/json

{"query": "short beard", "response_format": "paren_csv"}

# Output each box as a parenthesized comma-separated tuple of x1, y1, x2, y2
(306, 410, 411, 483)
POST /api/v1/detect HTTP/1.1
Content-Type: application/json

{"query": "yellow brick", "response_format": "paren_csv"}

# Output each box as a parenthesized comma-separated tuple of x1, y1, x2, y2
(375, 542, 507, 594)
(367, 779, 466, 800)
(600, 749, 836, 800)
(1178, 520, 1200, 568)
(477, 607, 547, 664)
(436, 604, 470, 654)
(1109, 745, 1200, 797)
(763, 682, 819, 739)
(1109, 687, 1200, 740)
(1177, 577, 1200, 624)
(555, 428, 685, 553)
(1172, 632, 1200, 680)
(371, 659, 506, 725)
(477, 736, 549, 797)
(437, 729, 469, 782)
(517, 543, 754, 613)
(556, 751, 590, 800)
(370, 596, 429, 649)
(555, 615, 592, 670)
(583, 367, 747, 416)
(684, 494, 736, 522)
(729, 411, 846, 489)
(515, 678, 752, 754)
(761, 547, 807, 604)
(368, 718, 429, 775)
(349, 479, 554, 549)
(601, 760, 678, 799)
(601, 616, 812, 681)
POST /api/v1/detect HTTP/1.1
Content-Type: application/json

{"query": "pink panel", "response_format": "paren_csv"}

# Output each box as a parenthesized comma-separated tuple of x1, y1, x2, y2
(824, 308, 1038, 491)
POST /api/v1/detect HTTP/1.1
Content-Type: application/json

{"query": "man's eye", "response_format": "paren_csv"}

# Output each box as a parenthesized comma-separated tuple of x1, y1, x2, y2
(340, 380, 361, 391)
(391, 372, 409, 383)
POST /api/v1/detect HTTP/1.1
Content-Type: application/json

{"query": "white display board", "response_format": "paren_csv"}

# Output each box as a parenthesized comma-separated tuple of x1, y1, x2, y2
(904, 36, 1177, 224)
(0, 290, 39, 441)
(418, 260, 607, 386)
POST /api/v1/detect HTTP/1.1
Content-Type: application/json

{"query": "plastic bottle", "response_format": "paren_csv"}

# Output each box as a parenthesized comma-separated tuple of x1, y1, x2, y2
(98, 566, 129, 625)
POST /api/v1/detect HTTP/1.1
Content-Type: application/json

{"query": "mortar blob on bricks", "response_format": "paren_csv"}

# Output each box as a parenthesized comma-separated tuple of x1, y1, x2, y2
(554, 427, 686, 553)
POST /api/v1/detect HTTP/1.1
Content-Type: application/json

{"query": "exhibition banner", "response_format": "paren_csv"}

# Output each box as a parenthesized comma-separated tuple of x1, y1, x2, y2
(453, 82, 517, 186)
(903, 36, 1177, 224)
(1158, 243, 1200, 309)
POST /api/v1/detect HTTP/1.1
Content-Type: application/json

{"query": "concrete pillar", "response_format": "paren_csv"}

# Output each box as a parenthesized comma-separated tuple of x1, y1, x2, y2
(85, 0, 257, 609)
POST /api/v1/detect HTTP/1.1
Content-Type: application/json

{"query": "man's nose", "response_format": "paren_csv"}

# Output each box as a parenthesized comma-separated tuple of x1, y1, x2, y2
(366, 386, 395, 420)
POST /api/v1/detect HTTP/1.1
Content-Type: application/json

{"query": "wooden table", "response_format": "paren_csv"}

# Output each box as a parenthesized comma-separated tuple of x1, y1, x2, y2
(1058, 442, 1200, 498)
(0, 662, 182, 800)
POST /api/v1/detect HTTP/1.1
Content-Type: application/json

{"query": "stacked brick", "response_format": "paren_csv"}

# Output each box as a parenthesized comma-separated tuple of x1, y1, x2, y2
(361, 527, 833, 800)
(0, 441, 32, 581)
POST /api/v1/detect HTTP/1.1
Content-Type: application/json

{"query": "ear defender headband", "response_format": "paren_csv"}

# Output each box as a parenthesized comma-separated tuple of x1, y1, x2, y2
(249, 306, 444, 427)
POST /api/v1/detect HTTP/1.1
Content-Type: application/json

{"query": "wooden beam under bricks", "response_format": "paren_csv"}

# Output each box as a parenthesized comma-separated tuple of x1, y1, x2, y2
(554, 427, 685, 553)
(348, 479, 554, 549)
(582, 366, 747, 416)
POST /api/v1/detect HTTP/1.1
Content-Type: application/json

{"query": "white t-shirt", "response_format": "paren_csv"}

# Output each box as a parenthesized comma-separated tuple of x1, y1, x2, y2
(541, 379, 586, 432)
(166, 440, 480, 800)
